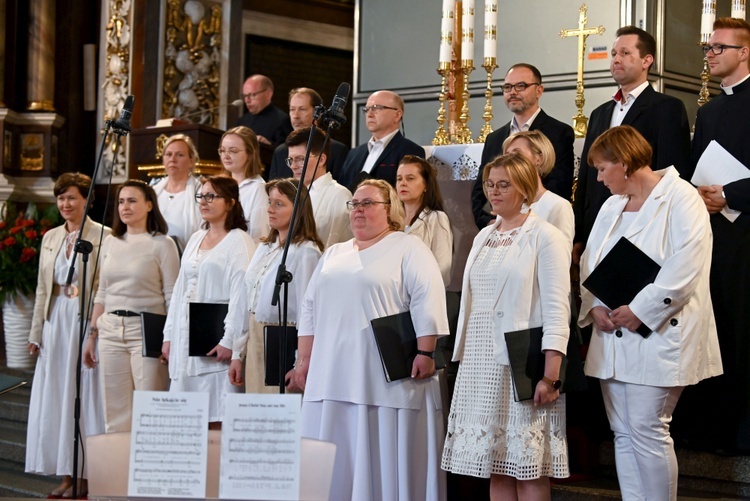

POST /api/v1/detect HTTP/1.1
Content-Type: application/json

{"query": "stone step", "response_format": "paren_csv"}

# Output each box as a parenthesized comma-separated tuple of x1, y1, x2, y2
(0, 424, 27, 464)
(0, 457, 59, 498)
(0, 385, 31, 424)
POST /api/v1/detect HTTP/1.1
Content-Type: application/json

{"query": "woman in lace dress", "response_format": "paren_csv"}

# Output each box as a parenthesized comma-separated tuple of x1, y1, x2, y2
(162, 176, 256, 425)
(396, 155, 453, 285)
(442, 153, 571, 500)
(227, 178, 322, 393)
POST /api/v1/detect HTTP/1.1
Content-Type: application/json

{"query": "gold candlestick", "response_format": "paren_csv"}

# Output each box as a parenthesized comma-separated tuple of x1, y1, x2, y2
(476, 57, 498, 143)
(433, 62, 451, 145)
(456, 59, 474, 144)
(698, 44, 711, 107)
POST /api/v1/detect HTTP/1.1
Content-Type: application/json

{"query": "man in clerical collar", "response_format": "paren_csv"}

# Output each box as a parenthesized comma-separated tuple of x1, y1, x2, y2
(471, 63, 575, 228)
(237, 74, 292, 149)
(572, 26, 691, 261)
(337, 90, 424, 192)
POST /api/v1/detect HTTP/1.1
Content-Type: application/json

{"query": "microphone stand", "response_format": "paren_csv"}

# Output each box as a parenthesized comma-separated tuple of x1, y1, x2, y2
(67, 118, 129, 499)
(271, 106, 335, 394)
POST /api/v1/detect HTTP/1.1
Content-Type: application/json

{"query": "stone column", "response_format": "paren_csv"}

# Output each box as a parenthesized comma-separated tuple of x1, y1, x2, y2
(27, 0, 55, 111)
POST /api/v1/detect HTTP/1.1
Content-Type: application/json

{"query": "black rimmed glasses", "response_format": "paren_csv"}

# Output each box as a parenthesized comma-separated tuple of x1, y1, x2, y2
(346, 200, 390, 211)
(483, 180, 512, 193)
(195, 193, 224, 204)
(242, 89, 269, 100)
(501, 82, 541, 93)
(285, 154, 317, 167)
(361, 105, 399, 114)
(702, 43, 745, 55)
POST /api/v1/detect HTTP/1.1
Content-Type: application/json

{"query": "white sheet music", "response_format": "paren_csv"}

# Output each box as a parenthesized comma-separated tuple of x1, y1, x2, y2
(692, 140, 750, 222)
(128, 391, 209, 498)
(220, 393, 302, 500)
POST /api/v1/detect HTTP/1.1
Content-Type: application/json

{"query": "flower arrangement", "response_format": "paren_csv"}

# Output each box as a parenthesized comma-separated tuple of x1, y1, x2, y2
(0, 202, 61, 304)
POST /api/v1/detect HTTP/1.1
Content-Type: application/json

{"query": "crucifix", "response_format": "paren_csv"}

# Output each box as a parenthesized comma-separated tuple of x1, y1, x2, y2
(560, 4, 605, 138)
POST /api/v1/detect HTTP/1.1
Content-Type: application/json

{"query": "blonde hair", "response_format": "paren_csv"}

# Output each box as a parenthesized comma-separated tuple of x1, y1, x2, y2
(164, 134, 199, 164)
(356, 179, 405, 231)
(502, 130, 556, 178)
(221, 126, 264, 178)
(483, 152, 539, 203)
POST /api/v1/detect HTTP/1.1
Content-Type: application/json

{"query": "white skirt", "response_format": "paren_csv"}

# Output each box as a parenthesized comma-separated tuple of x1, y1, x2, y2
(25, 294, 105, 477)
(301, 396, 446, 501)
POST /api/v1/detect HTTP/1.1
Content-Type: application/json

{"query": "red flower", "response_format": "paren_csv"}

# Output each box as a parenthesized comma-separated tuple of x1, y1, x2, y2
(0, 221, 5, 230)
(9, 226, 22, 234)
(23, 219, 35, 227)
(20, 247, 37, 263)
(4, 237, 16, 246)
(40, 219, 52, 227)
(41, 228, 49, 236)
(25, 229, 38, 239)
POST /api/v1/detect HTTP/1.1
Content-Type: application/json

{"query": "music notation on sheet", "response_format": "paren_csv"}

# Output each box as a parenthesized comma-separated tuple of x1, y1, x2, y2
(128, 391, 210, 499)
(220, 394, 302, 500)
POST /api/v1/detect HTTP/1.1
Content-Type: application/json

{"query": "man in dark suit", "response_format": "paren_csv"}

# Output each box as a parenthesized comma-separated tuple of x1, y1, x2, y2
(267, 87, 349, 181)
(237, 74, 293, 149)
(471, 63, 575, 228)
(572, 26, 691, 261)
(338, 90, 425, 191)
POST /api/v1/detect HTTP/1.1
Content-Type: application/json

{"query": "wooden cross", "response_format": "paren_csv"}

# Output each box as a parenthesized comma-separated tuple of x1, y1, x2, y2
(560, 4, 605, 137)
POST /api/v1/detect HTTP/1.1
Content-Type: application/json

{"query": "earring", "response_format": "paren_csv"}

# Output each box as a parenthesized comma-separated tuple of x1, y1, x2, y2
(520, 201, 530, 214)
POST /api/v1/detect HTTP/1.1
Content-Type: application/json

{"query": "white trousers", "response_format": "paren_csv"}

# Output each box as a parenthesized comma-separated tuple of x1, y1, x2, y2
(600, 379, 684, 501)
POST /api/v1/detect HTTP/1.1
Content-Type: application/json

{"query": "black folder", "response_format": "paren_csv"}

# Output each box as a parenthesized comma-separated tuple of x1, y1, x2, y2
(140, 312, 167, 358)
(188, 302, 228, 356)
(504, 326, 586, 402)
(264, 326, 298, 387)
(371, 311, 418, 383)
(582, 237, 661, 338)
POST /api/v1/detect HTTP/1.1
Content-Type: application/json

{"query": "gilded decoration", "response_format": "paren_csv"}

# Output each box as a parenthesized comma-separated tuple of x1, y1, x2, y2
(20, 134, 44, 171)
(162, 0, 222, 126)
(155, 134, 169, 159)
(100, 0, 132, 181)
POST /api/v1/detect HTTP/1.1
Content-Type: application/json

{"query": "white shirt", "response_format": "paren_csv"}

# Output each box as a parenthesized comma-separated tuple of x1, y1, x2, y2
(510, 107, 542, 135)
(404, 209, 453, 286)
(610, 80, 650, 127)
(530, 191, 574, 251)
(361, 129, 400, 174)
(238, 176, 270, 243)
(307, 172, 353, 249)
(153, 176, 203, 251)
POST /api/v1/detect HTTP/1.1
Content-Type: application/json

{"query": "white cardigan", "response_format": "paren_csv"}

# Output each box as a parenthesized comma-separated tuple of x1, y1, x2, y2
(579, 167, 723, 387)
(452, 213, 571, 365)
(163, 228, 256, 377)
(405, 209, 453, 286)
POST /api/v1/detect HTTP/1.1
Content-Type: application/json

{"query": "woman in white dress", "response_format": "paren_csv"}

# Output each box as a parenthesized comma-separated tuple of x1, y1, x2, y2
(162, 176, 256, 425)
(503, 130, 574, 249)
(83, 180, 180, 433)
(396, 155, 453, 285)
(152, 134, 203, 250)
(25, 173, 109, 498)
(294, 179, 450, 501)
(441, 153, 571, 501)
(579, 126, 722, 500)
(219, 126, 270, 242)
(228, 178, 323, 393)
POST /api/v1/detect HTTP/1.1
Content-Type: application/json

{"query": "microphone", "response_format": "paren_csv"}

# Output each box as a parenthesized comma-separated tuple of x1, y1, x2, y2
(178, 99, 243, 120)
(319, 82, 350, 130)
(112, 95, 134, 132)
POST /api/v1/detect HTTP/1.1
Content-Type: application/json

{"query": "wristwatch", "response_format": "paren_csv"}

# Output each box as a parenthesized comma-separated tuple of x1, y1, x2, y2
(542, 376, 562, 390)
(416, 350, 434, 359)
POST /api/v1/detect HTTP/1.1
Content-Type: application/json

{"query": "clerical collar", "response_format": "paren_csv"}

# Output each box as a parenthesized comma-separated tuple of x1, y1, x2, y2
(510, 108, 542, 134)
(612, 80, 649, 105)
(721, 74, 750, 95)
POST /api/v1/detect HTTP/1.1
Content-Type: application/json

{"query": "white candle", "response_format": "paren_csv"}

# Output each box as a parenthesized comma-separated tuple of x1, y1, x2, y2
(462, 0, 475, 62)
(701, 0, 716, 44)
(732, 0, 747, 20)
(484, 0, 498, 60)
(440, 17, 454, 64)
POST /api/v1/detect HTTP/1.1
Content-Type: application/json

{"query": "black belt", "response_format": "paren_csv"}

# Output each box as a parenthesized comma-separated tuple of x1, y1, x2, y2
(109, 310, 140, 317)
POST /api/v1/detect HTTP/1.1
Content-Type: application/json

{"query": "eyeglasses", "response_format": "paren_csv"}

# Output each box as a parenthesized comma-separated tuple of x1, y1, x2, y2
(346, 200, 390, 211)
(218, 147, 245, 156)
(285, 154, 317, 167)
(242, 89, 268, 100)
(702, 43, 746, 55)
(501, 82, 541, 93)
(195, 193, 224, 204)
(361, 105, 399, 114)
(483, 180, 513, 193)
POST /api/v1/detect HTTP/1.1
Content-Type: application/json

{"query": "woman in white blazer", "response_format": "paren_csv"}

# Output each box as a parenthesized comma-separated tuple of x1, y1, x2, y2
(442, 153, 571, 501)
(26, 173, 109, 498)
(579, 126, 723, 501)
(162, 176, 256, 425)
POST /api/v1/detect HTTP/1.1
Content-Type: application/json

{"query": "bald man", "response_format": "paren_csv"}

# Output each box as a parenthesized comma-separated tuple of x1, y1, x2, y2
(237, 74, 292, 148)
(338, 90, 424, 191)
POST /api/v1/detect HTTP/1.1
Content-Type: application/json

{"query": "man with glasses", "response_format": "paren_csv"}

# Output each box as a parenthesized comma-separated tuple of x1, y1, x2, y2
(338, 90, 424, 191)
(286, 127, 352, 248)
(573, 26, 691, 262)
(268, 88, 350, 181)
(471, 63, 575, 228)
(237, 74, 292, 148)
(677, 17, 750, 454)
